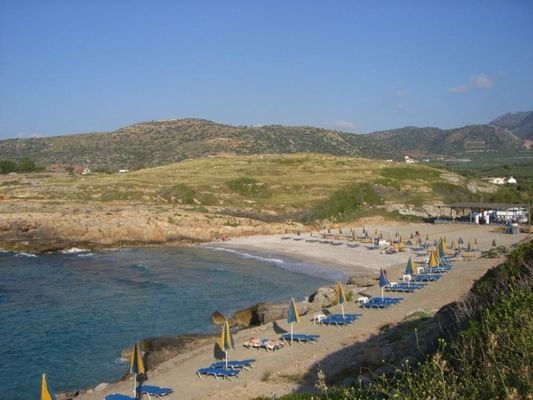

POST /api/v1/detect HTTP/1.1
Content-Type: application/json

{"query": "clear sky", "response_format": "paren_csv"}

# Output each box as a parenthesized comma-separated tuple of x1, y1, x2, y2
(1, 0, 532, 139)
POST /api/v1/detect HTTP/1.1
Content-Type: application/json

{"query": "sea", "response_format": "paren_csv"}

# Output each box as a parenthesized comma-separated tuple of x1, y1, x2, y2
(0, 246, 342, 400)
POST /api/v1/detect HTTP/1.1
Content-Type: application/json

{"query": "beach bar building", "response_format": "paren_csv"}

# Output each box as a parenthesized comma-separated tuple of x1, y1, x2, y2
(444, 202, 529, 225)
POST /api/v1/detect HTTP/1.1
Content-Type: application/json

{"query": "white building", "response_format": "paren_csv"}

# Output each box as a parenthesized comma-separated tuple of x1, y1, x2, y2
(507, 176, 517, 184)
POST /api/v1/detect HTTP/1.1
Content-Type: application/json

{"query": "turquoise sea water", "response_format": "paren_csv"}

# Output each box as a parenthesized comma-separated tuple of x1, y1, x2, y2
(0, 246, 337, 400)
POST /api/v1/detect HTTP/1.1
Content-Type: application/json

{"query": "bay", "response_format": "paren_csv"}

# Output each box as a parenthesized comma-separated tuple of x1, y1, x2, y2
(0, 246, 333, 400)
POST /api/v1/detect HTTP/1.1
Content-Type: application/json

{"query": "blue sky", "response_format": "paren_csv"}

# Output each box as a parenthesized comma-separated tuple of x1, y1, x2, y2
(1, 0, 532, 139)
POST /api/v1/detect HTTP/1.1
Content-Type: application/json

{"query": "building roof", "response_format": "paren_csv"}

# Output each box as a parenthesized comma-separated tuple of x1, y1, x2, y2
(446, 202, 527, 210)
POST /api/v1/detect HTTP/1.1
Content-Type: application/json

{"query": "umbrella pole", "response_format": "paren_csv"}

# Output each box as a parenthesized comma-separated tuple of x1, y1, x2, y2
(133, 373, 136, 398)
(341, 304, 345, 318)
(225, 350, 228, 369)
(290, 323, 293, 345)
(381, 287, 384, 301)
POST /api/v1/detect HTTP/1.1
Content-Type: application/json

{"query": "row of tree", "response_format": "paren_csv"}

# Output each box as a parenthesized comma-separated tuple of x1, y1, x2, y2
(0, 158, 40, 174)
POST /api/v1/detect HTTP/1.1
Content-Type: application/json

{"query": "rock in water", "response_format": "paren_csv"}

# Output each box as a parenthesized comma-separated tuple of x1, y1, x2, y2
(211, 310, 227, 325)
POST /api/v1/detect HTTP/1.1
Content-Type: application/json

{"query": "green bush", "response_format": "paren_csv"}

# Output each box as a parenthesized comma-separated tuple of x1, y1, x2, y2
(303, 183, 383, 222)
(159, 183, 217, 205)
(226, 177, 271, 198)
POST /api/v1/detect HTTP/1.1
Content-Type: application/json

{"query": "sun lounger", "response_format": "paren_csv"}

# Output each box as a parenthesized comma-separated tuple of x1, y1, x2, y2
(320, 313, 360, 326)
(413, 274, 442, 282)
(385, 286, 418, 293)
(136, 384, 173, 399)
(105, 395, 136, 400)
(281, 333, 320, 343)
(196, 367, 240, 380)
(360, 297, 402, 309)
(210, 359, 256, 370)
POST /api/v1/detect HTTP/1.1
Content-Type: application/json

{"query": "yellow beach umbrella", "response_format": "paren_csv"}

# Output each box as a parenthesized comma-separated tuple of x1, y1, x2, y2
(336, 282, 347, 318)
(41, 374, 57, 400)
(219, 320, 235, 368)
(129, 342, 145, 397)
(287, 298, 300, 345)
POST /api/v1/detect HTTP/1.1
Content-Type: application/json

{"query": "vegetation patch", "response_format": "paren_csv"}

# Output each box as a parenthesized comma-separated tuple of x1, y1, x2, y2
(380, 166, 441, 181)
(226, 177, 271, 198)
(158, 183, 217, 205)
(303, 183, 383, 222)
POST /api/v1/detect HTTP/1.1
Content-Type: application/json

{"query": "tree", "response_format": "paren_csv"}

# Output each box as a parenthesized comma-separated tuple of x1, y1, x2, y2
(0, 159, 17, 174)
(16, 157, 38, 172)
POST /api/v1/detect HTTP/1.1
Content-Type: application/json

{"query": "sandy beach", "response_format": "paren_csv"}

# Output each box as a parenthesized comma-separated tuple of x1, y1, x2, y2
(76, 222, 530, 400)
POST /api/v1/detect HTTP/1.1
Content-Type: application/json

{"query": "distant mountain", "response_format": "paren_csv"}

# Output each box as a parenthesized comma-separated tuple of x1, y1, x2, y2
(367, 124, 524, 157)
(490, 111, 533, 140)
(0, 118, 526, 170)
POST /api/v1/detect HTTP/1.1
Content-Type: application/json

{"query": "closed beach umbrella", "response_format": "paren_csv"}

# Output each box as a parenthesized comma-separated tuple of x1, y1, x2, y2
(336, 282, 347, 318)
(379, 269, 389, 300)
(219, 320, 234, 368)
(405, 257, 415, 275)
(40, 374, 57, 400)
(429, 250, 439, 274)
(287, 298, 300, 345)
(438, 241, 446, 259)
(405, 258, 415, 287)
(425, 233, 429, 241)
(129, 342, 145, 397)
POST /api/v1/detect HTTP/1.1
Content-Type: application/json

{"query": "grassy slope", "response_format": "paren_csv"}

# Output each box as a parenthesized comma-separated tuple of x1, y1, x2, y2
(1, 154, 522, 223)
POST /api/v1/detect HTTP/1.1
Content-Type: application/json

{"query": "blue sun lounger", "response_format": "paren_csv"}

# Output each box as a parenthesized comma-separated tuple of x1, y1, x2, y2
(281, 333, 320, 343)
(196, 367, 240, 380)
(136, 384, 173, 399)
(210, 359, 256, 370)
(320, 313, 360, 326)
(105, 395, 136, 400)
(360, 297, 402, 309)
(385, 285, 418, 293)
(413, 274, 442, 282)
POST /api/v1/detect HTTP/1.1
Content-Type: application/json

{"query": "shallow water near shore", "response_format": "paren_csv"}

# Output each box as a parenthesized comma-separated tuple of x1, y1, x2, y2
(0, 246, 331, 400)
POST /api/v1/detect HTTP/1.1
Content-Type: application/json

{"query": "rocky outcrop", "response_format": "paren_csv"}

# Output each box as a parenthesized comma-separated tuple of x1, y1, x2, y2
(0, 202, 290, 253)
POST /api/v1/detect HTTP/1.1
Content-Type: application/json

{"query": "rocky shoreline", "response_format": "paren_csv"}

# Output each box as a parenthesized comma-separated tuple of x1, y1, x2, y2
(57, 271, 379, 400)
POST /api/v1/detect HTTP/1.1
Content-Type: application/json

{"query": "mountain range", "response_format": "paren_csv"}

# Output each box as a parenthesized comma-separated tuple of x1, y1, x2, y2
(0, 112, 530, 171)
(489, 111, 533, 140)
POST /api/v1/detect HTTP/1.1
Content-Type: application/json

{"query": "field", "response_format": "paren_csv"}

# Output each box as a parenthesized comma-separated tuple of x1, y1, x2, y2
(1, 153, 525, 225)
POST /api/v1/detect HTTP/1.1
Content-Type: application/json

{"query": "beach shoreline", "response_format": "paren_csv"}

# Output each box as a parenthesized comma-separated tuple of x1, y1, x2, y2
(69, 223, 529, 400)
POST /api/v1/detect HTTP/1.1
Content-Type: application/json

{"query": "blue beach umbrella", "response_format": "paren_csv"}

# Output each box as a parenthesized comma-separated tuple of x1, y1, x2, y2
(129, 342, 145, 397)
(379, 269, 389, 300)
(438, 241, 446, 259)
(287, 298, 300, 345)
(219, 320, 234, 368)
(405, 258, 415, 287)
(40, 374, 57, 400)
(336, 282, 347, 318)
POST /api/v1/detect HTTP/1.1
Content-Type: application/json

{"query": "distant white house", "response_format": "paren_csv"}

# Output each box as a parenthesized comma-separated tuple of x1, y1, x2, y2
(118, 169, 129, 173)
(487, 176, 518, 185)
(404, 155, 418, 164)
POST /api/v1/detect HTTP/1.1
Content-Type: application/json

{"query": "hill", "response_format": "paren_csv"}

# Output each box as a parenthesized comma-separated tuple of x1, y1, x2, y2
(0, 119, 526, 170)
(367, 124, 524, 158)
(1, 153, 524, 252)
(0, 119, 388, 171)
(490, 110, 533, 140)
